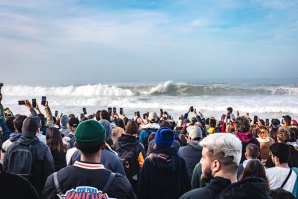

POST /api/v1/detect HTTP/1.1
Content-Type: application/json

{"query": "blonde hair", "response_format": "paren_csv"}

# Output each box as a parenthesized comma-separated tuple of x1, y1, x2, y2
(200, 133, 242, 165)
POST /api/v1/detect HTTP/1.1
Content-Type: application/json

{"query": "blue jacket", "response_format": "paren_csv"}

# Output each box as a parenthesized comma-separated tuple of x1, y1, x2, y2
(68, 145, 126, 177)
(0, 117, 11, 144)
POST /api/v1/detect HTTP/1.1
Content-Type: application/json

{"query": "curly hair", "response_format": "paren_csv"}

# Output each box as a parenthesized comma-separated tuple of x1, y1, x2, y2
(236, 116, 250, 133)
(277, 128, 290, 143)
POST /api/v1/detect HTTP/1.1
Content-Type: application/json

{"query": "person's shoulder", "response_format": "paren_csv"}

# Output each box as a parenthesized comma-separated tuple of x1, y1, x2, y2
(180, 188, 209, 199)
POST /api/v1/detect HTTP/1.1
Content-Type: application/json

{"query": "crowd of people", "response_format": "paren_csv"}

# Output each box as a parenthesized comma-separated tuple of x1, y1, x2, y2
(1, 91, 298, 199)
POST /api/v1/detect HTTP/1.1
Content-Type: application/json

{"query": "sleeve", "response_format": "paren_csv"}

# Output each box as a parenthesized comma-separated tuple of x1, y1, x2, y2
(0, 103, 4, 119)
(191, 163, 202, 189)
(45, 106, 54, 126)
(43, 174, 59, 199)
(195, 116, 204, 125)
(30, 108, 38, 117)
(183, 113, 189, 119)
(137, 159, 150, 199)
(43, 147, 55, 182)
(181, 158, 191, 195)
(0, 117, 11, 143)
(138, 130, 145, 145)
(112, 156, 127, 177)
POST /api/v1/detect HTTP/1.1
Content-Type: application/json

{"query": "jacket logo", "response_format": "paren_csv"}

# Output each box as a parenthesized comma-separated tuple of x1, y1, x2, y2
(61, 186, 109, 199)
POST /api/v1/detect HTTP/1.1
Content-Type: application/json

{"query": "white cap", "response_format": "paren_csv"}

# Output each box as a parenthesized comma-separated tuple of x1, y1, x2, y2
(187, 125, 202, 139)
(148, 112, 158, 122)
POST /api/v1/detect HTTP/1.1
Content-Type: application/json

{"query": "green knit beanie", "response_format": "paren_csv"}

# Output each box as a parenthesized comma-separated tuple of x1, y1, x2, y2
(75, 120, 106, 148)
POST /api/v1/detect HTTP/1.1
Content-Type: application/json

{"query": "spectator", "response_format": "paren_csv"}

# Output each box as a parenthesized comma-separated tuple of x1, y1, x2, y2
(266, 143, 298, 196)
(138, 127, 190, 199)
(46, 127, 67, 171)
(114, 120, 146, 193)
(3, 116, 54, 196)
(43, 120, 136, 199)
(235, 116, 260, 163)
(180, 133, 242, 199)
(178, 125, 203, 180)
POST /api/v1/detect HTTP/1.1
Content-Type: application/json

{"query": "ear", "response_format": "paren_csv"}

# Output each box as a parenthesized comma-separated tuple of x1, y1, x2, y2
(211, 159, 221, 173)
(100, 142, 106, 150)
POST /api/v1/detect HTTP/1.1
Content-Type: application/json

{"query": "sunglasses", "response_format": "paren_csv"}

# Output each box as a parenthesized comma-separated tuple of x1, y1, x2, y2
(269, 152, 275, 157)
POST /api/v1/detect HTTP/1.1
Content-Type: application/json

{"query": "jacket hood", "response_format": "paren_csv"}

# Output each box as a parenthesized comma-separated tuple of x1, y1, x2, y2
(148, 147, 179, 172)
(116, 134, 138, 149)
(187, 140, 202, 149)
(9, 132, 22, 142)
(237, 131, 254, 143)
(217, 177, 271, 199)
(19, 136, 40, 145)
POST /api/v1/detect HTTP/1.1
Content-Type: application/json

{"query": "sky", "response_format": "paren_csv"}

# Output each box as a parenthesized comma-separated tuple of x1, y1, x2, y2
(0, 0, 298, 85)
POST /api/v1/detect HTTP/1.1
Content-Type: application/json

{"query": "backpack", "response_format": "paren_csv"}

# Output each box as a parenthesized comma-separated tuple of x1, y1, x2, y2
(7, 139, 39, 179)
(119, 149, 139, 180)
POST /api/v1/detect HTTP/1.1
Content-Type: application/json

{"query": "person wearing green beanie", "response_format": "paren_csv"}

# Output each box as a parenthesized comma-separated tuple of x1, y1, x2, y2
(43, 120, 136, 199)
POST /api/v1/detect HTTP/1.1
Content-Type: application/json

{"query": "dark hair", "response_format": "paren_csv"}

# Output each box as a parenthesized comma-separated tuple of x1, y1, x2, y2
(270, 128, 279, 142)
(76, 143, 104, 154)
(100, 110, 110, 121)
(160, 120, 171, 128)
(191, 117, 197, 125)
(277, 128, 290, 143)
(270, 143, 290, 164)
(210, 118, 216, 128)
(13, 115, 27, 132)
(240, 160, 270, 193)
(236, 116, 250, 133)
(46, 127, 67, 153)
(246, 143, 260, 159)
(126, 120, 138, 135)
(227, 107, 233, 113)
(6, 116, 15, 133)
(289, 127, 298, 140)
(96, 110, 101, 121)
(269, 188, 295, 199)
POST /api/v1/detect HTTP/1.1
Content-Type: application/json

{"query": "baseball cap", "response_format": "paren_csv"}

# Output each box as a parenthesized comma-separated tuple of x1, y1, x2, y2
(148, 112, 158, 122)
(69, 117, 80, 128)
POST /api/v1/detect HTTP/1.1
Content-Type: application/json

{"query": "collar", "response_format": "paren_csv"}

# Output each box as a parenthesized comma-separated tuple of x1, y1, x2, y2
(73, 161, 105, 170)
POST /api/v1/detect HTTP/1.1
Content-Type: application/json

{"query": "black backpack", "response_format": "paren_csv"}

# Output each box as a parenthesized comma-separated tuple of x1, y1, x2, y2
(119, 149, 139, 180)
(7, 139, 39, 179)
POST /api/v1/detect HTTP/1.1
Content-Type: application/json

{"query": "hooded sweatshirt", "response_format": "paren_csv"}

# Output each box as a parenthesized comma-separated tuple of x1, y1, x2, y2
(138, 147, 190, 199)
(236, 131, 260, 163)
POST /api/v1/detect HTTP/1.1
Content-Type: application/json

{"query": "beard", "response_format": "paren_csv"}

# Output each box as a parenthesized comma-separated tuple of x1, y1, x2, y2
(201, 167, 213, 184)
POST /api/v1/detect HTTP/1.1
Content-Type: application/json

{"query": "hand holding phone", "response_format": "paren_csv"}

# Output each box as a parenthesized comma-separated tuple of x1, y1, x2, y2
(41, 96, 46, 106)
(32, 99, 37, 108)
(83, 108, 87, 115)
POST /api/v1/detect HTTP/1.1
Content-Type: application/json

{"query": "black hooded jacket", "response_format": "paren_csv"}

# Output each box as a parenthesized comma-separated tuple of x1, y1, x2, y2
(216, 177, 272, 199)
(138, 147, 190, 199)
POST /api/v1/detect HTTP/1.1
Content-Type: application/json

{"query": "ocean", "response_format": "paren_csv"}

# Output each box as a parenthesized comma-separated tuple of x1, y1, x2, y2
(1, 78, 298, 120)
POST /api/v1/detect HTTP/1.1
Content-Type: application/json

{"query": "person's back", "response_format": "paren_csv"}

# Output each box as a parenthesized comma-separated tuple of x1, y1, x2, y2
(138, 127, 190, 199)
(178, 125, 203, 180)
(3, 117, 54, 196)
(43, 120, 135, 199)
(216, 177, 271, 199)
(0, 164, 39, 199)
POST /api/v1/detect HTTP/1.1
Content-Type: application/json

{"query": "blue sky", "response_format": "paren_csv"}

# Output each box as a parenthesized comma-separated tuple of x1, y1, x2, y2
(0, 0, 298, 85)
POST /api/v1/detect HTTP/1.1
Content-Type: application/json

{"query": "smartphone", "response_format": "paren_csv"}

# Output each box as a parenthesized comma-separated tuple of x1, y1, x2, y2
(190, 106, 194, 112)
(83, 107, 87, 115)
(18, 100, 25, 105)
(253, 116, 258, 124)
(160, 109, 163, 115)
(113, 107, 116, 113)
(108, 107, 112, 114)
(137, 111, 140, 117)
(80, 113, 84, 119)
(55, 110, 58, 117)
(143, 113, 147, 120)
(120, 108, 123, 115)
(32, 99, 37, 108)
(265, 119, 269, 126)
(41, 96, 46, 106)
